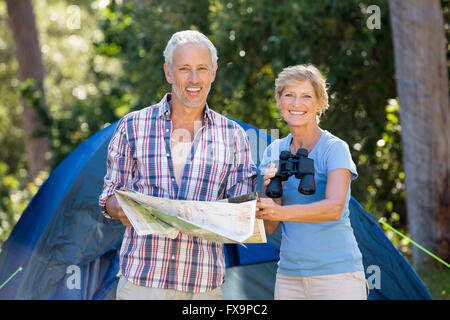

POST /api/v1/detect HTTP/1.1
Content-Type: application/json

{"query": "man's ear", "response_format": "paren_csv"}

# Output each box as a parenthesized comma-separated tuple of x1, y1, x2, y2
(164, 64, 173, 84)
(211, 64, 218, 83)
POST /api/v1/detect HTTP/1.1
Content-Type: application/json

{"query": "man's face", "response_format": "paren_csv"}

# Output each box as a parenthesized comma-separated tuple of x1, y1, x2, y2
(164, 43, 217, 109)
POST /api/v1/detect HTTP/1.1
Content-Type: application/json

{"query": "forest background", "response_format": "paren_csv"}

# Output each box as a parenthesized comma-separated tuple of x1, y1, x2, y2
(0, 0, 448, 299)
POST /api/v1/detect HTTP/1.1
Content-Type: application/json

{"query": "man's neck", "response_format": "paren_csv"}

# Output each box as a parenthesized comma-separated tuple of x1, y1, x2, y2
(169, 98, 205, 140)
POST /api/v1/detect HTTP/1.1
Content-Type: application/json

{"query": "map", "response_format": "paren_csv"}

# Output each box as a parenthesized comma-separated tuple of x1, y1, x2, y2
(114, 189, 266, 244)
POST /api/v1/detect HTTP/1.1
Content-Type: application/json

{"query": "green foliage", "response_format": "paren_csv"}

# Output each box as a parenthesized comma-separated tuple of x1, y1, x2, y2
(92, 0, 212, 109)
(0, 161, 46, 248)
(0, 1, 25, 175)
(36, 0, 109, 167)
(3, 0, 443, 261)
(93, 0, 398, 221)
(0, 2, 28, 247)
(0, 0, 102, 246)
(363, 99, 408, 252)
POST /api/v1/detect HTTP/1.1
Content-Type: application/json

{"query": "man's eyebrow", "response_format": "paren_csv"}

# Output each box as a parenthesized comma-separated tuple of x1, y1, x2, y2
(176, 63, 210, 68)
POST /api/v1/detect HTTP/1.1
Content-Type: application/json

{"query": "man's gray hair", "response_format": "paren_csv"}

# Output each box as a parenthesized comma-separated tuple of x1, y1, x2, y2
(163, 30, 218, 71)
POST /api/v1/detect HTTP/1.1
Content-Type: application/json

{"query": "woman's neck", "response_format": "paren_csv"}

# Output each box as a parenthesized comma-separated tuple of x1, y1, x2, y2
(289, 124, 323, 154)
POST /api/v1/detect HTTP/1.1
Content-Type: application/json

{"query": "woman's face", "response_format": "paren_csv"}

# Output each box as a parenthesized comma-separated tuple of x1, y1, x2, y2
(276, 80, 322, 128)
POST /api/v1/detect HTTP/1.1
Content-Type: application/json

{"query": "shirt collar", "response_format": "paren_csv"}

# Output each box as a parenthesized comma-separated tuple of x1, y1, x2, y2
(158, 93, 213, 123)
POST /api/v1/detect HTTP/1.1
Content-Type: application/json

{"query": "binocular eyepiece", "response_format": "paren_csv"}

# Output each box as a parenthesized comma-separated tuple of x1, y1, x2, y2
(265, 148, 316, 198)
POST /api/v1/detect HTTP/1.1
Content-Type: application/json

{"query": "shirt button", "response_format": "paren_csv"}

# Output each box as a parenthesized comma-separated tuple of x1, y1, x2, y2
(171, 255, 175, 260)
(171, 178, 175, 182)
(166, 129, 169, 132)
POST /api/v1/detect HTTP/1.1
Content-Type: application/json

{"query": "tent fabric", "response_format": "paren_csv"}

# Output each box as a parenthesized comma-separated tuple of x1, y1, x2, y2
(0, 119, 432, 300)
(0, 123, 125, 299)
(348, 198, 432, 299)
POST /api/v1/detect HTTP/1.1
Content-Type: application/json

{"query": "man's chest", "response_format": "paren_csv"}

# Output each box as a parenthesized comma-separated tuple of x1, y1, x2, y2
(129, 121, 235, 200)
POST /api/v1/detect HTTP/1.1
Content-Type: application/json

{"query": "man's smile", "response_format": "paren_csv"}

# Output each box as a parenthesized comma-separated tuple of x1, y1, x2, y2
(186, 87, 201, 94)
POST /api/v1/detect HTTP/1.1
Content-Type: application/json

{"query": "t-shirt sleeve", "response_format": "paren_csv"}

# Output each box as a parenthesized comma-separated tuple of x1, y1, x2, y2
(325, 140, 358, 180)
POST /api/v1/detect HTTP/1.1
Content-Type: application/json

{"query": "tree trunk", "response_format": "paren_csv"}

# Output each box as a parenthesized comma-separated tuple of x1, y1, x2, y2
(6, 0, 49, 179)
(389, 0, 449, 270)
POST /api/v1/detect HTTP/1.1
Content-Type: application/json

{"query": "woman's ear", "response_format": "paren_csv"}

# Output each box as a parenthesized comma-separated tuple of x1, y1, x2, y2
(318, 98, 327, 115)
(316, 104, 323, 114)
(275, 93, 280, 108)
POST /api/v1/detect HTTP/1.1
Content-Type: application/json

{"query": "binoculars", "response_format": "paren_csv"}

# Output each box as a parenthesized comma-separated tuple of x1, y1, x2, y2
(265, 148, 316, 198)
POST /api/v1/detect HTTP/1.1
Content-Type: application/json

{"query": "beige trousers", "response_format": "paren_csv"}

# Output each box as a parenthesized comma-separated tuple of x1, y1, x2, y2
(274, 271, 368, 300)
(115, 276, 223, 300)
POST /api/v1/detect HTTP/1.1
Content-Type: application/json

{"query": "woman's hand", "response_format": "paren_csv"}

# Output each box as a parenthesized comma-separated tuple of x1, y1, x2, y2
(256, 197, 284, 221)
(258, 162, 284, 221)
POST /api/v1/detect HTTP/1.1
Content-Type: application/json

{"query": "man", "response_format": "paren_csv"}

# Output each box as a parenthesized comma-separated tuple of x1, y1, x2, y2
(98, 30, 257, 300)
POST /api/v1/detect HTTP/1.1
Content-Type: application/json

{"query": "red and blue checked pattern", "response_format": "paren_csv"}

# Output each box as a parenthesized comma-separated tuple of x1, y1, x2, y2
(99, 94, 257, 293)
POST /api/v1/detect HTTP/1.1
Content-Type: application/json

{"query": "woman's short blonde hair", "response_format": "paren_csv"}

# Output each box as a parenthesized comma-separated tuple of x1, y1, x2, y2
(275, 64, 329, 117)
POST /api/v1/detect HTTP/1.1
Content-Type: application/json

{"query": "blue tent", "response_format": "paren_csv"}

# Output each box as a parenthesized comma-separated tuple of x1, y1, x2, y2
(0, 119, 432, 300)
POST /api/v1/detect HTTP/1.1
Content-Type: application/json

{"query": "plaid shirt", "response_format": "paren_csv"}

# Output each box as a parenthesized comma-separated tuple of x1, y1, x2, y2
(99, 94, 257, 293)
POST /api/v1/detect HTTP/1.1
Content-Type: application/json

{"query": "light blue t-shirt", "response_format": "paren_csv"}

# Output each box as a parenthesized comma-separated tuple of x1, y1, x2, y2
(259, 130, 364, 277)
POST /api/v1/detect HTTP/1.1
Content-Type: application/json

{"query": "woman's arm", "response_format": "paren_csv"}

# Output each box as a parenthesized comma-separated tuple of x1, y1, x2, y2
(261, 184, 282, 235)
(257, 163, 281, 235)
(256, 168, 351, 223)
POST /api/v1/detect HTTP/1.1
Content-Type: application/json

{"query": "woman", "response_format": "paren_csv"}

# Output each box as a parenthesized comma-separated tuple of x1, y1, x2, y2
(256, 64, 367, 300)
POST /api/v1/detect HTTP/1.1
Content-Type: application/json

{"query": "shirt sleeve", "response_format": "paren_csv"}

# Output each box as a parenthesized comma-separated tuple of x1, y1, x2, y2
(98, 117, 135, 212)
(325, 140, 358, 180)
(225, 126, 257, 198)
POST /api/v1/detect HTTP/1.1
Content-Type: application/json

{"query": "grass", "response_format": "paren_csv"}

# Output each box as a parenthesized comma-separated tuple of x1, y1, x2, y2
(418, 267, 450, 300)
(380, 222, 449, 300)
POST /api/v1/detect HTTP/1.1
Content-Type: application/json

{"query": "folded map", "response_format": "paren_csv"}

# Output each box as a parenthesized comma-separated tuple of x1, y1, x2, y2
(114, 189, 266, 244)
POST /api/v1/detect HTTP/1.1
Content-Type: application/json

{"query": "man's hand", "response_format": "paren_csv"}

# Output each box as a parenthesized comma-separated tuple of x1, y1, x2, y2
(262, 163, 277, 189)
(105, 195, 132, 226)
